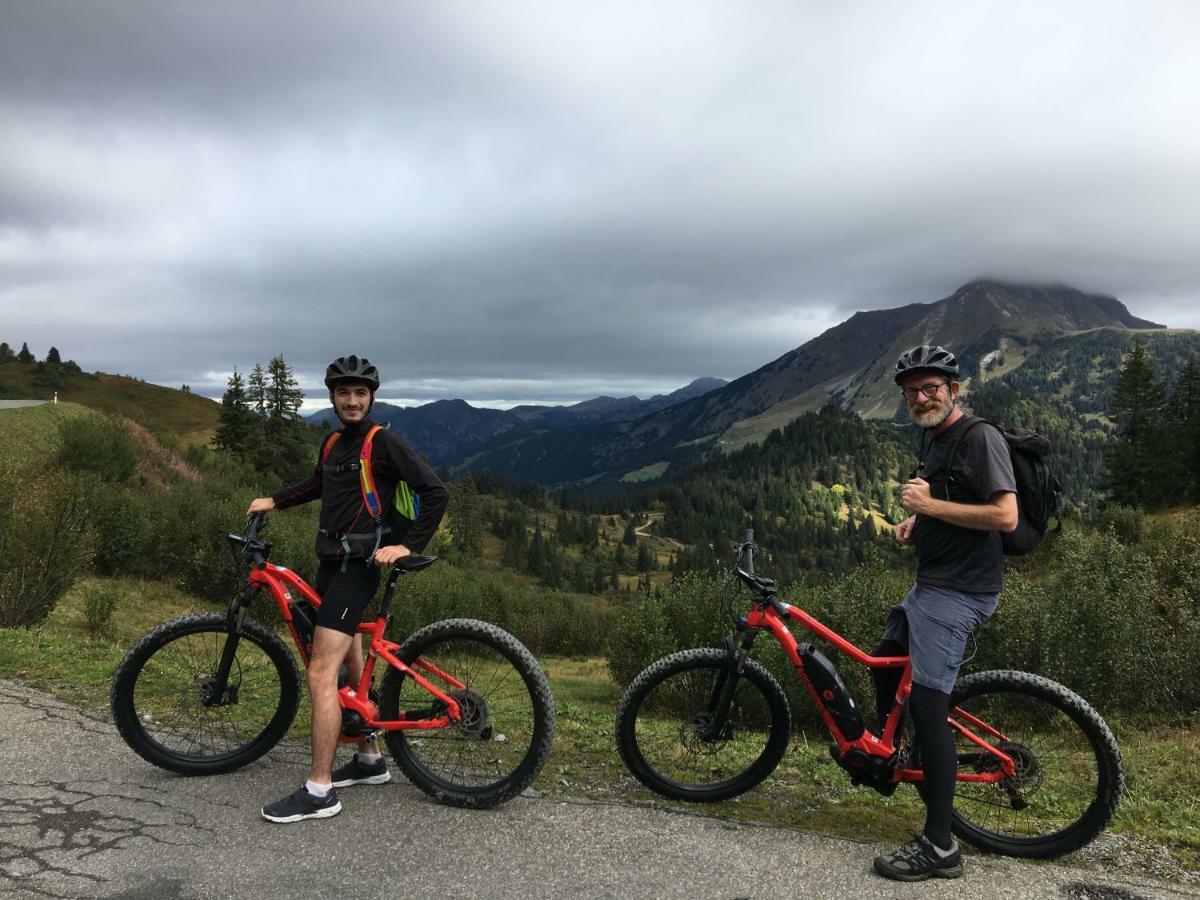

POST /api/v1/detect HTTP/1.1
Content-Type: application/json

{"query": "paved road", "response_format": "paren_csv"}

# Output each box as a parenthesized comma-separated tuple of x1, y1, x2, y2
(0, 401, 46, 409)
(0, 680, 1191, 900)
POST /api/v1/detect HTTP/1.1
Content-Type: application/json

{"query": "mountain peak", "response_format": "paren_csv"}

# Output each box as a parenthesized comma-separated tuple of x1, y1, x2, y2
(941, 279, 1164, 330)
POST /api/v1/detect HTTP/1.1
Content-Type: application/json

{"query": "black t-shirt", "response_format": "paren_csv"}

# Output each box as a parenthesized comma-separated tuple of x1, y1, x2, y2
(913, 416, 1017, 594)
(272, 420, 449, 561)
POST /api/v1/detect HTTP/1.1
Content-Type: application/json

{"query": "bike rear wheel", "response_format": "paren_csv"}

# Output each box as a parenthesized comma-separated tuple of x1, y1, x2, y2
(111, 613, 301, 775)
(379, 619, 555, 809)
(949, 670, 1123, 859)
(615, 648, 791, 802)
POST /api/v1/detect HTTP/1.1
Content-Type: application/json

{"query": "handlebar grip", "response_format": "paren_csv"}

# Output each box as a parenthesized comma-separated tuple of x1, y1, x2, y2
(739, 530, 755, 575)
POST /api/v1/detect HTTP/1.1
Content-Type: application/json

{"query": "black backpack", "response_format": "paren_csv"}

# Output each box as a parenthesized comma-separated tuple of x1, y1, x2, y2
(937, 417, 1063, 555)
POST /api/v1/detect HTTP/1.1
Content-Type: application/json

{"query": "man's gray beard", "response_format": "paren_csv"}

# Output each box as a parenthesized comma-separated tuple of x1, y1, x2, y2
(910, 398, 954, 429)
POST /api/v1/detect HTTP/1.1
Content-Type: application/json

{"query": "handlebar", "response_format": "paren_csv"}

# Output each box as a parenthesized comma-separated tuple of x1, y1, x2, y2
(227, 512, 271, 565)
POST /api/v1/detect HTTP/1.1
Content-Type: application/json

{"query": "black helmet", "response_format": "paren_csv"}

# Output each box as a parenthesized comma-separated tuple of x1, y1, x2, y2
(324, 355, 380, 390)
(894, 345, 959, 384)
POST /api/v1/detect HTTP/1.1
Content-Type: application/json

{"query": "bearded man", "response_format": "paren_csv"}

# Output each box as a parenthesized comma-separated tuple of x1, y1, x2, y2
(871, 345, 1017, 881)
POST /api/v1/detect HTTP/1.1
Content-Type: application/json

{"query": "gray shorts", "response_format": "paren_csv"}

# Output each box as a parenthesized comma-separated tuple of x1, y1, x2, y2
(883, 583, 999, 694)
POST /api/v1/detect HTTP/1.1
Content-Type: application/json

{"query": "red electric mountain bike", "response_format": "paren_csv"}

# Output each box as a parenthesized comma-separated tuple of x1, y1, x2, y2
(615, 531, 1123, 859)
(112, 513, 555, 808)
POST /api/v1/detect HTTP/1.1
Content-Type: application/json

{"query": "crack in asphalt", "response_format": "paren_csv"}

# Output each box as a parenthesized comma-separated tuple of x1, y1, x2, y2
(0, 780, 210, 898)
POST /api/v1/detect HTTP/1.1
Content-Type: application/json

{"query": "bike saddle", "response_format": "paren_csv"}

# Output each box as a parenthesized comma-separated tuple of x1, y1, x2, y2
(396, 555, 438, 573)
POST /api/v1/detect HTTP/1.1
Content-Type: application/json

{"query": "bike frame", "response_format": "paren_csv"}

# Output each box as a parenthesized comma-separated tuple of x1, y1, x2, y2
(742, 595, 1018, 785)
(243, 561, 464, 741)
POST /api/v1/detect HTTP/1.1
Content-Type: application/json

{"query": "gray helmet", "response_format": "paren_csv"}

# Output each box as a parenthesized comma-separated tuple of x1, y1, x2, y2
(894, 345, 959, 384)
(324, 355, 380, 390)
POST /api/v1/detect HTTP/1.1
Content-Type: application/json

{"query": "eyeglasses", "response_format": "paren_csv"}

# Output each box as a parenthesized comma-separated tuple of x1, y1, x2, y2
(901, 383, 947, 401)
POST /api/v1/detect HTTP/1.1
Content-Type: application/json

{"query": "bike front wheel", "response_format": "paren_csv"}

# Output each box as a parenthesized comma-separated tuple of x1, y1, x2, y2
(949, 670, 1124, 859)
(111, 613, 302, 775)
(379, 619, 555, 809)
(615, 648, 792, 802)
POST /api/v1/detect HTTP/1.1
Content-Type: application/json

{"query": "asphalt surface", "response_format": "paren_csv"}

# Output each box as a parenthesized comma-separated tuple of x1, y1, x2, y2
(0, 679, 1192, 900)
(0, 401, 47, 409)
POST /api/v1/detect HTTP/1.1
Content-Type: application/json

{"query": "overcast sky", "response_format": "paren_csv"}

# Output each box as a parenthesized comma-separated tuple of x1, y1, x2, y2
(2, 2, 1198, 410)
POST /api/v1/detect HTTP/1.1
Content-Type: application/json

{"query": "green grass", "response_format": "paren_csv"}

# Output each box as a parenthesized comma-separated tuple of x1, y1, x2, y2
(620, 461, 670, 483)
(0, 364, 218, 446)
(2, 583, 1196, 882)
(0, 402, 96, 469)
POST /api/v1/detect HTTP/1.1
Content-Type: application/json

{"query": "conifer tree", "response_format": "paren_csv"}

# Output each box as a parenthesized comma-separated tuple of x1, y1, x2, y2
(1106, 342, 1168, 507)
(622, 517, 638, 547)
(214, 368, 256, 454)
(450, 474, 484, 557)
(17, 342, 34, 363)
(1169, 357, 1200, 502)
(0, 342, 13, 362)
(46, 346, 62, 365)
(266, 355, 304, 420)
(248, 363, 268, 416)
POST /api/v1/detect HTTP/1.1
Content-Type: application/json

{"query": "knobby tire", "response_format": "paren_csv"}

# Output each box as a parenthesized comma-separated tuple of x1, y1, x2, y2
(111, 613, 301, 775)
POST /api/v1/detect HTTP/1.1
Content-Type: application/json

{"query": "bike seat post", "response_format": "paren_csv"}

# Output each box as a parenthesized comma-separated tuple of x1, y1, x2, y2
(376, 566, 404, 620)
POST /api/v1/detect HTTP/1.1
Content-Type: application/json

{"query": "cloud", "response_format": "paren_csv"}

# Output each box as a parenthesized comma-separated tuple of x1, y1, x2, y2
(2, 1, 1198, 403)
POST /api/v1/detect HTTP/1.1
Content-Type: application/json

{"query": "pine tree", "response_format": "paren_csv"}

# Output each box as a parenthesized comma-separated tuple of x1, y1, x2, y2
(248, 363, 268, 416)
(622, 517, 638, 547)
(450, 474, 484, 557)
(636, 544, 653, 573)
(1106, 342, 1168, 507)
(17, 342, 34, 364)
(214, 368, 257, 454)
(0, 342, 13, 362)
(1169, 358, 1200, 502)
(46, 346, 62, 365)
(266, 355, 304, 420)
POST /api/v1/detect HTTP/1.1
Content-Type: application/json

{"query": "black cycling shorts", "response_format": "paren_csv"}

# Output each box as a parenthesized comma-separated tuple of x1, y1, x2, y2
(314, 558, 381, 636)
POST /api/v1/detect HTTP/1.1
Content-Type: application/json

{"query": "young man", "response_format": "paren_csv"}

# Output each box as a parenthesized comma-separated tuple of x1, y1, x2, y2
(871, 344, 1017, 881)
(248, 354, 449, 823)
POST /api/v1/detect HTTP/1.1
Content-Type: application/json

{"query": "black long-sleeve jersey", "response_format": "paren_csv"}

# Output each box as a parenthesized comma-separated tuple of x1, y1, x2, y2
(272, 419, 449, 561)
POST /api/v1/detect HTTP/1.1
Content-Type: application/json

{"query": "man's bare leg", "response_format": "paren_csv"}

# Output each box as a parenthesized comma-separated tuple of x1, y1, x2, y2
(307, 625, 355, 784)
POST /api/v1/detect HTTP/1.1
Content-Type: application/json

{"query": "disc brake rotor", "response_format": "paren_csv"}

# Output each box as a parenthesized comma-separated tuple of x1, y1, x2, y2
(450, 688, 492, 740)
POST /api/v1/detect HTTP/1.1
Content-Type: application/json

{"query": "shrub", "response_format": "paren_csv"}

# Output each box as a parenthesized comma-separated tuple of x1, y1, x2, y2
(387, 559, 612, 657)
(1095, 504, 1146, 545)
(84, 580, 121, 637)
(57, 415, 136, 482)
(0, 466, 96, 627)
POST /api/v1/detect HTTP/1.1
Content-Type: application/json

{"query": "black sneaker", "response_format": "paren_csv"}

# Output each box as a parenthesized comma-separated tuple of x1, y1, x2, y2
(261, 786, 342, 823)
(873, 835, 963, 881)
(331, 754, 391, 787)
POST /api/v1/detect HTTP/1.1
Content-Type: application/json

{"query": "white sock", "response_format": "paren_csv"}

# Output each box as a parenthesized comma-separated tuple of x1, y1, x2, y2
(357, 750, 383, 765)
(305, 780, 332, 798)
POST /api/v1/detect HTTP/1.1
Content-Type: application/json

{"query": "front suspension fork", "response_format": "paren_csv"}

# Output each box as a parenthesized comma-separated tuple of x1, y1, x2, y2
(203, 586, 255, 707)
(700, 626, 759, 740)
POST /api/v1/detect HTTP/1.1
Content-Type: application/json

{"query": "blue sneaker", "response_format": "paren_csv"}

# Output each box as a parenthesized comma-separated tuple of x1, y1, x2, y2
(261, 785, 342, 823)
